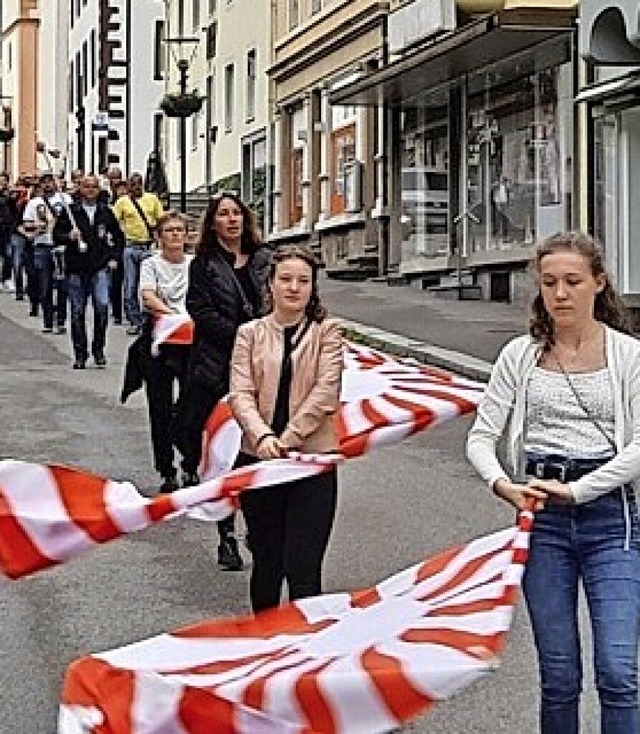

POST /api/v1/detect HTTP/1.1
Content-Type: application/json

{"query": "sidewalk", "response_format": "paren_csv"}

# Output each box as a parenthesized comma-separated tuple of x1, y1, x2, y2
(321, 276, 528, 381)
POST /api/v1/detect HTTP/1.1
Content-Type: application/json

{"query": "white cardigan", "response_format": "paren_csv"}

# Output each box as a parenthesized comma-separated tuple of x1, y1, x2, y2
(466, 325, 640, 504)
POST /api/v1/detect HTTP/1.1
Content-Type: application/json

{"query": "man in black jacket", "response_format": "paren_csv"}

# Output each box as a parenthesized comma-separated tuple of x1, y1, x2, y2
(53, 174, 125, 368)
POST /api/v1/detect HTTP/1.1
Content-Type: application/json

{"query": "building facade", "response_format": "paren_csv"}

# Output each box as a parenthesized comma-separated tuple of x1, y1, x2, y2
(1, 0, 40, 176)
(268, 0, 388, 273)
(331, 0, 581, 302)
(67, 0, 166, 177)
(162, 0, 271, 225)
(579, 0, 640, 306)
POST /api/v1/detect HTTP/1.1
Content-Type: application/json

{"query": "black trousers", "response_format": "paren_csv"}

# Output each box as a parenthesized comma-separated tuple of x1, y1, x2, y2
(174, 377, 234, 540)
(144, 345, 190, 478)
(238, 452, 338, 613)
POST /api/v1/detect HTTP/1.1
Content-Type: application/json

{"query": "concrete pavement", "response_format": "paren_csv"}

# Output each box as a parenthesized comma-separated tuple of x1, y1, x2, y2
(321, 276, 529, 381)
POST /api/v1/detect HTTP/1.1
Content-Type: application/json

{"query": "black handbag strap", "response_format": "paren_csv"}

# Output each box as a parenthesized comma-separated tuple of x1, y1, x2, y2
(214, 251, 256, 319)
(129, 195, 153, 241)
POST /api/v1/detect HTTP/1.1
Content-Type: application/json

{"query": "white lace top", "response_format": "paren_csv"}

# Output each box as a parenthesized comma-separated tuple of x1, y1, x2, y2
(524, 367, 615, 457)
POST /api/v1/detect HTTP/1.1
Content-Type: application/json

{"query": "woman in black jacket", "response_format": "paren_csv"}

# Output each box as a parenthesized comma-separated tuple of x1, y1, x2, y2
(176, 192, 271, 571)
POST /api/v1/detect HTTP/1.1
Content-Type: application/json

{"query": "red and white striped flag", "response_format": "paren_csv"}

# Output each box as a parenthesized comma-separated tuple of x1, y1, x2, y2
(200, 340, 483, 479)
(59, 508, 533, 734)
(0, 340, 483, 580)
(150, 314, 194, 356)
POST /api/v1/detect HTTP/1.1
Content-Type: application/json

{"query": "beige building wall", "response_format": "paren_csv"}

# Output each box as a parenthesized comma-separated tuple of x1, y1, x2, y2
(269, 0, 388, 275)
(1, 0, 39, 177)
(163, 0, 270, 222)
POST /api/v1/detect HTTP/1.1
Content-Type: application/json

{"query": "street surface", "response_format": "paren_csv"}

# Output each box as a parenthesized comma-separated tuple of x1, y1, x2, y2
(0, 284, 599, 733)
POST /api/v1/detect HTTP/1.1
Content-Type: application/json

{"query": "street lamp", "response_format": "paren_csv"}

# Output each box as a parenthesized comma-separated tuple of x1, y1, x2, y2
(161, 36, 203, 213)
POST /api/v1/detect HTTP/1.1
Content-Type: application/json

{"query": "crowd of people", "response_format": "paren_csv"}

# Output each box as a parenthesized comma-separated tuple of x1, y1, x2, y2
(3, 168, 639, 731)
(0, 166, 163, 366)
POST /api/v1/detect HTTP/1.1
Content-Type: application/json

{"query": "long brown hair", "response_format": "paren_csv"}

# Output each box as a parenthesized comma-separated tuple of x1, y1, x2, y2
(264, 244, 327, 322)
(195, 191, 262, 258)
(530, 231, 633, 348)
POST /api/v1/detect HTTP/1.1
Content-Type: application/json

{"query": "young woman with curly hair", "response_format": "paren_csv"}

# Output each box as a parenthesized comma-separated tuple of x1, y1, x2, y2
(467, 231, 640, 734)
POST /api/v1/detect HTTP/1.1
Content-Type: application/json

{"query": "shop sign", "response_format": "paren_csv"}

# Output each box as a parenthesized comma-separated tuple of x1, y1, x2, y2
(389, 0, 456, 55)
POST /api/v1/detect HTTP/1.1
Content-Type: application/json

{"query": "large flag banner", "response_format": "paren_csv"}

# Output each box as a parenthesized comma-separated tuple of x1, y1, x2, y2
(59, 508, 533, 734)
(0, 339, 484, 580)
(200, 340, 484, 479)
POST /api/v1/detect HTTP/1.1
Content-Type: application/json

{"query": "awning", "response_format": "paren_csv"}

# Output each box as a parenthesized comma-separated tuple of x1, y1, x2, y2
(330, 10, 575, 107)
(575, 72, 640, 104)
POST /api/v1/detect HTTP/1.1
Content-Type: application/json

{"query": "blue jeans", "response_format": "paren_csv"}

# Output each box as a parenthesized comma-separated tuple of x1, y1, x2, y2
(123, 242, 152, 327)
(34, 246, 67, 329)
(67, 270, 111, 360)
(523, 487, 640, 734)
(10, 233, 25, 297)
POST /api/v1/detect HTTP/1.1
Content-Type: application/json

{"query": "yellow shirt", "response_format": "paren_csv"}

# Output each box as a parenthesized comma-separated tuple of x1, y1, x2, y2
(113, 193, 164, 242)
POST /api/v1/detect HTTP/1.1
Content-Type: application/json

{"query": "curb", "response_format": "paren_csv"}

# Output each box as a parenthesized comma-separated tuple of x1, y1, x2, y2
(341, 319, 492, 383)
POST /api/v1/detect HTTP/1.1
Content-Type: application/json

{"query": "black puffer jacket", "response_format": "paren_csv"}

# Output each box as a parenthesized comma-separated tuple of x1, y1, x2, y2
(186, 245, 271, 395)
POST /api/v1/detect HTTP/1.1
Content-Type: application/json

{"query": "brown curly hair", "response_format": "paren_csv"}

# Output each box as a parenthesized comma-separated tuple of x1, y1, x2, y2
(530, 231, 633, 349)
(264, 244, 328, 322)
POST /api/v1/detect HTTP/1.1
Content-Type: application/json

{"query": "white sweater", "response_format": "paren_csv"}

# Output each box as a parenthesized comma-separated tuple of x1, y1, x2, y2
(466, 325, 640, 504)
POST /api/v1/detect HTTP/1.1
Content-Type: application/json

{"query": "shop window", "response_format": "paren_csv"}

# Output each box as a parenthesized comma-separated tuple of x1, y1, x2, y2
(399, 102, 450, 259)
(465, 64, 572, 254)
(330, 124, 356, 215)
(290, 148, 303, 225)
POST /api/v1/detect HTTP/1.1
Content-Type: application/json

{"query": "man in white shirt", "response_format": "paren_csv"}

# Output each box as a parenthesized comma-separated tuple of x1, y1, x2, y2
(21, 172, 72, 334)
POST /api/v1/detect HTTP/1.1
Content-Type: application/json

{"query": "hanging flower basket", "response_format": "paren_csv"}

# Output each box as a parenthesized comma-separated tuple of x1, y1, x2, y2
(0, 128, 15, 143)
(159, 92, 205, 118)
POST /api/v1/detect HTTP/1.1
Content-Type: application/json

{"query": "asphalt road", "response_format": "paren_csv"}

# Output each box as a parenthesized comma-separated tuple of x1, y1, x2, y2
(0, 290, 599, 734)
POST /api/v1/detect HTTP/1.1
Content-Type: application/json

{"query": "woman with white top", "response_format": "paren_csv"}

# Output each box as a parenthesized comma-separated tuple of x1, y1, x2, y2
(139, 211, 192, 494)
(467, 231, 640, 734)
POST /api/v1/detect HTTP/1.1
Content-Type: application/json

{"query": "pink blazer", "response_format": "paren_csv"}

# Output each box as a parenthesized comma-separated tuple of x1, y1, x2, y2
(229, 314, 343, 455)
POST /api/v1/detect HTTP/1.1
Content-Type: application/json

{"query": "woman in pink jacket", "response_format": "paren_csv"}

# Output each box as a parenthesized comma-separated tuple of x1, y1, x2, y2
(229, 244, 343, 613)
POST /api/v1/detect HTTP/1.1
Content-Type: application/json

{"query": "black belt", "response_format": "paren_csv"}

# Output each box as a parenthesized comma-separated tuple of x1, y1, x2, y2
(525, 455, 612, 483)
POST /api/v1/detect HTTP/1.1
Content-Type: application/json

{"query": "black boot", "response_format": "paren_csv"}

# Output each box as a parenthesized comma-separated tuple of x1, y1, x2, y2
(217, 516, 243, 571)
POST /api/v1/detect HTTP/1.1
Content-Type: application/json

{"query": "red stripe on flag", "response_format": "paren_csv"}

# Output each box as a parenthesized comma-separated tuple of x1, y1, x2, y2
(50, 466, 122, 543)
(147, 494, 179, 523)
(392, 385, 478, 414)
(0, 485, 54, 578)
(415, 545, 463, 583)
(172, 604, 335, 639)
(295, 660, 337, 734)
(350, 586, 382, 608)
(178, 687, 237, 734)
(401, 626, 502, 659)
(361, 647, 434, 723)
(417, 541, 513, 602)
(61, 657, 136, 733)
(382, 394, 436, 434)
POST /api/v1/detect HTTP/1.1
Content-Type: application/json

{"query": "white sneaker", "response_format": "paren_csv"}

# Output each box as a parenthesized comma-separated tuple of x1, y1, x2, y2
(1, 280, 14, 293)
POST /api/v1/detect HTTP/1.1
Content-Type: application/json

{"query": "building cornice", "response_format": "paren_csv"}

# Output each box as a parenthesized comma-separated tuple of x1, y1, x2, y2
(269, 3, 388, 83)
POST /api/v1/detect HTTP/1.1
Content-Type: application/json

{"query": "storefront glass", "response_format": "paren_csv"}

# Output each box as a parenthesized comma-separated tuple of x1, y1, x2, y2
(466, 62, 573, 253)
(399, 99, 449, 260)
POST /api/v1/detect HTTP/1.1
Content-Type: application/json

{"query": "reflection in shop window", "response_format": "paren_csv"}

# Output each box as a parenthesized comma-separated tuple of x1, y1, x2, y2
(400, 104, 449, 260)
(330, 124, 356, 215)
(466, 64, 572, 253)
